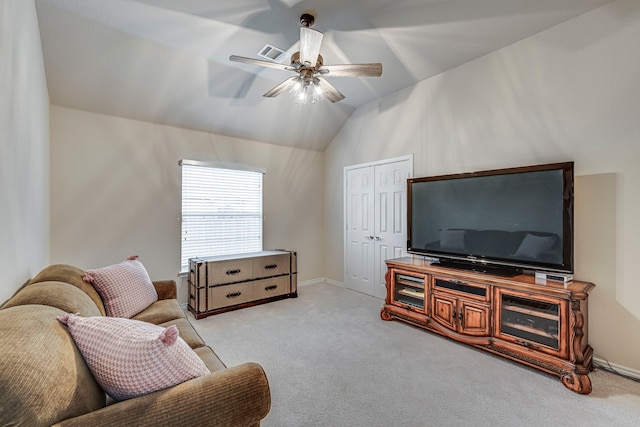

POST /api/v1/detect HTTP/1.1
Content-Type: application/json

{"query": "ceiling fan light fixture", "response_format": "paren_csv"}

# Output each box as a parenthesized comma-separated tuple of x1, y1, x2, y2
(291, 76, 303, 92)
(290, 78, 322, 104)
(313, 77, 323, 95)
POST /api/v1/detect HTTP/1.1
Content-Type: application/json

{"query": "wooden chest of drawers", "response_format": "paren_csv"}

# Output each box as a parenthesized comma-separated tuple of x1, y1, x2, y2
(188, 250, 297, 319)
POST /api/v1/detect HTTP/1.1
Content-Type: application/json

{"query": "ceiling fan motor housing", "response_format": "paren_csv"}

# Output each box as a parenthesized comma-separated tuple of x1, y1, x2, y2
(291, 52, 323, 68)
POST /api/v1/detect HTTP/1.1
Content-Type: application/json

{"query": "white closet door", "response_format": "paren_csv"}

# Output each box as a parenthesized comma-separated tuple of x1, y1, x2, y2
(374, 161, 410, 299)
(345, 166, 375, 295)
(345, 157, 412, 298)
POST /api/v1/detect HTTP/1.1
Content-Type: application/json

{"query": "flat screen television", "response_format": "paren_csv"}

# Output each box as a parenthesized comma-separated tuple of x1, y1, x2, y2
(407, 162, 574, 276)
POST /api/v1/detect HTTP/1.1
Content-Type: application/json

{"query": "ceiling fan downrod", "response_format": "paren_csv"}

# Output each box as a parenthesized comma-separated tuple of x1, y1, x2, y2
(300, 13, 315, 28)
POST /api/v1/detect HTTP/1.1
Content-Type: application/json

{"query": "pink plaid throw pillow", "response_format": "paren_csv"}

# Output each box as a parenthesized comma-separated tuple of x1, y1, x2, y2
(83, 256, 158, 318)
(57, 313, 211, 401)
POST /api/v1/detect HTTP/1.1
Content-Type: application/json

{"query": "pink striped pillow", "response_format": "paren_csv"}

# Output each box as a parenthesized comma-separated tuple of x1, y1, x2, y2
(83, 256, 158, 318)
(57, 313, 210, 401)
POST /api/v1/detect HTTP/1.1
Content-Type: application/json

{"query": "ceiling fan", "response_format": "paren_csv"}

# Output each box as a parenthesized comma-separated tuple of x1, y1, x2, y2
(229, 13, 383, 103)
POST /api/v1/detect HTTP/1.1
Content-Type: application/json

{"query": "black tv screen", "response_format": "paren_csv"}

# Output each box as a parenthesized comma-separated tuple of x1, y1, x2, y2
(408, 162, 574, 275)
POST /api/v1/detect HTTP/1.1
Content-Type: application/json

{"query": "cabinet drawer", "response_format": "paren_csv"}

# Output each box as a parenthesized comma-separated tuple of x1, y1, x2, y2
(209, 282, 254, 309)
(252, 254, 290, 277)
(432, 276, 490, 302)
(207, 259, 253, 285)
(253, 276, 290, 300)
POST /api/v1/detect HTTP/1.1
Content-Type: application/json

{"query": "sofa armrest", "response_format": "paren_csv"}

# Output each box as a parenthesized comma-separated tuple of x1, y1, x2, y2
(53, 362, 271, 427)
(152, 280, 177, 300)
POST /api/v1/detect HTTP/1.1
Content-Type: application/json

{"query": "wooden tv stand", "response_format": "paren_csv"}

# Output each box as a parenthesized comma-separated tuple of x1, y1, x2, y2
(380, 257, 595, 394)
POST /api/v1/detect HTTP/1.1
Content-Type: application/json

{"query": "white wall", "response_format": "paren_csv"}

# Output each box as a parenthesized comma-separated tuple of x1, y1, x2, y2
(324, 0, 640, 372)
(0, 0, 50, 304)
(50, 106, 324, 303)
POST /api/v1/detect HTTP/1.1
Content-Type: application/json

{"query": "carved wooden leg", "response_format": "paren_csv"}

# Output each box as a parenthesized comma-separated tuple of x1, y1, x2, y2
(564, 299, 592, 394)
(561, 371, 592, 394)
(384, 268, 392, 306)
(380, 307, 392, 321)
(570, 301, 588, 365)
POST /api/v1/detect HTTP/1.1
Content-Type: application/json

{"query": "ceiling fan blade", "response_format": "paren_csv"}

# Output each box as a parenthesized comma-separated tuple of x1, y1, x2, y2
(229, 55, 292, 71)
(316, 77, 345, 103)
(299, 27, 323, 67)
(263, 77, 297, 98)
(320, 63, 383, 77)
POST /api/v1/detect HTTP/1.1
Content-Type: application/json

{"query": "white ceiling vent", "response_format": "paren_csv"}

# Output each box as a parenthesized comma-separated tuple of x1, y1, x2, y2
(257, 44, 290, 63)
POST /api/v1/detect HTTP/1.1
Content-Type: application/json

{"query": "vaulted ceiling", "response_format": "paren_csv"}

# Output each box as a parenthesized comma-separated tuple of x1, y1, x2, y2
(36, 0, 614, 151)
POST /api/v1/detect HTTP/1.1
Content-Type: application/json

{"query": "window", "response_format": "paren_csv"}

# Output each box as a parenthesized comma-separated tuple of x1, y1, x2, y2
(180, 160, 264, 272)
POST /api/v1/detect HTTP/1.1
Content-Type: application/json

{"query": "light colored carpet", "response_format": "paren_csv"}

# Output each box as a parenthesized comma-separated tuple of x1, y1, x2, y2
(188, 282, 640, 427)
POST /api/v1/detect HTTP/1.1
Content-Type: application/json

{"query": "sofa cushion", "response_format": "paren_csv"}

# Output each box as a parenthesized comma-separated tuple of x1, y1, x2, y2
(83, 257, 158, 318)
(2, 281, 102, 317)
(193, 346, 227, 373)
(29, 264, 107, 315)
(159, 317, 207, 350)
(132, 298, 186, 325)
(57, 314, 211, 401)
(152, 279, 178, 300)
(0, 305, 105, 427)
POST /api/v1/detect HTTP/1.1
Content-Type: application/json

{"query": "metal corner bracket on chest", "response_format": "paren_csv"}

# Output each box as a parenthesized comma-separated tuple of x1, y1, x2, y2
(188, 250, 297, 319)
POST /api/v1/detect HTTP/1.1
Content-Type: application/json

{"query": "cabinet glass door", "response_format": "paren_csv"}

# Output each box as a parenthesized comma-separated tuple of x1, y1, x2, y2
(392, 273, 425, 310)
(497, 290, 566, 356)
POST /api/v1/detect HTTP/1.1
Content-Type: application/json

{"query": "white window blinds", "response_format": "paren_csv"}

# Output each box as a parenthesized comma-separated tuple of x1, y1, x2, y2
(180, 160, 264, 272)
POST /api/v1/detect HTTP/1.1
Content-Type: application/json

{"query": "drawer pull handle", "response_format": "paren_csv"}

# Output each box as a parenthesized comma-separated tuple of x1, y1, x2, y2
(226, 291, 242, 298)
(265, 285, 278, 291)
(265, 264, 278, 269)
(226, 269, 242, 275)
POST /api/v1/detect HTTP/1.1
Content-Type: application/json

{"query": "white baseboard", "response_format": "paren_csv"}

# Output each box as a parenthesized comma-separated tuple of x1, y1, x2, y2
(593, 357, 640, 380)
(298, 277, 344, 287)
(323, 278, 345, 287)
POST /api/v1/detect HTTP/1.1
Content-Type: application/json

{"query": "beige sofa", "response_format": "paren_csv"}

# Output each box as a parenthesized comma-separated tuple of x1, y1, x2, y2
(0, 264, 271, 426)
